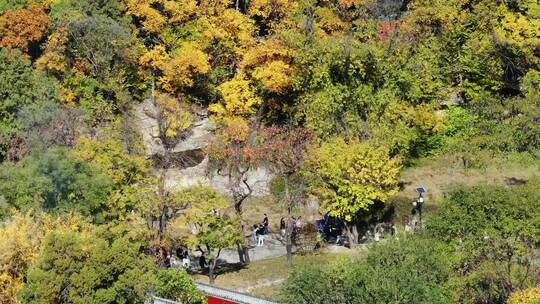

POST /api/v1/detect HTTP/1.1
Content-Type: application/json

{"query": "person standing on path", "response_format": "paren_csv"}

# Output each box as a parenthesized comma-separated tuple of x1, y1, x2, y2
(252, 224, 259, 244)
(263, 214, 269, 234)
(280, 218, 286, 241)
(257, 224, 265, 246)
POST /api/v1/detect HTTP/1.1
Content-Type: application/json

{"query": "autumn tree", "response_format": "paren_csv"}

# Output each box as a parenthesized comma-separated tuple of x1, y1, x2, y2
(209, 73, 263, 122)
(263, 126, 312, 266)
(206, 119, 264, 263)
(0, 4, 49, 53)
(169, 186, 242, 284)
(0, 212, 88, 304)
(73, 132, 155, 223)
(306, 137, 400, 246)
(0, 212, 42, 304)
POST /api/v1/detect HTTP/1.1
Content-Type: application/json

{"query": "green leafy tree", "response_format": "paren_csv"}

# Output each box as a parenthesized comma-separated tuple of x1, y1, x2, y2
(19, 229, 157, 304)
(74, 133, 154, 222)
(0, 48, 59, 158)
(155, 268, 204, 304)
(428, 183, 540, 303)
(0, 147, 112, 221)
(169, 186, 243, 284)
(306, 137, 400, 245)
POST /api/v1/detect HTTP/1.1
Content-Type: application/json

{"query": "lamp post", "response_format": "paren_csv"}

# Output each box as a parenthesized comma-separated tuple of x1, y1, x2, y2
(413, 187, 426, 229)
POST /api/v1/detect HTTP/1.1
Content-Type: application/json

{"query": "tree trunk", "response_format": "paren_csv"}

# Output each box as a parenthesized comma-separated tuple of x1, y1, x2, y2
(286, 217, 294, 267)
(243, 245, 250, 264)
(236, 243, 245, 264)
(236, 221, 250, 264)
(209, 259, 215, 284)
(345, 224, 358, 248)
(284, 175, 294, 267)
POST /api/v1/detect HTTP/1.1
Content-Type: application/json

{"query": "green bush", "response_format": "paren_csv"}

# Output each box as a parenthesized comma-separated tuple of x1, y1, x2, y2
(280, 235, 455, 304)
(155, 268, 204, 304)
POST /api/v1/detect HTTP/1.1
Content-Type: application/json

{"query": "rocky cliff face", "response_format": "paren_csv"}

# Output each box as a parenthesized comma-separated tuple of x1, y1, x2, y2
(134, 99, 273, 196)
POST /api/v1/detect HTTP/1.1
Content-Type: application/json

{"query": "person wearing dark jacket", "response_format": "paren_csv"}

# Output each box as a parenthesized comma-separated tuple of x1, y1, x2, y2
(263, 213, 269, 234)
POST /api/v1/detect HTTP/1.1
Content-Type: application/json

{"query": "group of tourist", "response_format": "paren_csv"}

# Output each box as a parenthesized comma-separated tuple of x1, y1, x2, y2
(157, 247, 191, 270)
(278, 216, 303, 241)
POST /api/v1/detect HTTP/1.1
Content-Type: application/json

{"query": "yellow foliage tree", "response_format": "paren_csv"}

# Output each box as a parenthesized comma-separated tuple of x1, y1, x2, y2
(0, 212, 86, 304)
(252, 60, 292, 94)
(154, 93, 193, 141)
(306, 137, 400, 245)
(494, 3, 540, 65)
(160, 42, 210, 91)
(163, 0, 198, 24)
(209, 74, 263, 122)
(201, 9, 256, 55)
(35, 28, 69, 74)
(124, 0, 167, 33)
(0, 213, 42, 304)
(241, 38, 293, 94)
(139, 45, 169, 70)
(508, 285, 540, 304)
(248, 0, 299, 27)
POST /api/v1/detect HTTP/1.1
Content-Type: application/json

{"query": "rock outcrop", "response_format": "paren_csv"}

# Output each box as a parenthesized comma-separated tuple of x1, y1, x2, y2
(134, 99, 273, 196)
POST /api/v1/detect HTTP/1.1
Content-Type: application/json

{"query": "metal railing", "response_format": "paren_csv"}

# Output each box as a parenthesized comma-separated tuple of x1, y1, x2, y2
(152, 283, 279, 304)
(196, 282, 278, 304)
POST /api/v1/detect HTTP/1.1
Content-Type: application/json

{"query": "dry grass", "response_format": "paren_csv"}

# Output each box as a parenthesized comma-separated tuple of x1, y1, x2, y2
(392, 153, 540, 223)
(193, 248, 366, 300)
(398, 154, 540, 200)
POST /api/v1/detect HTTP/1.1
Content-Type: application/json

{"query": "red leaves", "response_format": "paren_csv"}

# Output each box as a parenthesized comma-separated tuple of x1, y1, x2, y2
(207, 123, 312, 176)
(1, 136, 27, 162)
(260, 126, 312, 173)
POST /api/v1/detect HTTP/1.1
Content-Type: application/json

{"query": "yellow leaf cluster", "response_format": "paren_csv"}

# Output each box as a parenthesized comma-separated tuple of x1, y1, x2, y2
(201, 9, 256, 53)
(252, 60, 292, 94)
(139, 45, 169, 69)
(198, 0, 232, 16)
(242, 38, 293, 94)
(494, 6, 540, 63)
(154, 93, 193, 138)
(309, 137, 400, 222)
(508, 285, 540, 304)
(160, 42, 210, 91)
(124, 0, 167, 33)
(163, 0, 198, 24)
(242, 38, 291, 67)
(210, 74, 263, 122)
(248, 0, 299, 22)
(315, 6, 349, 34)
(217, 118, 251, 144)
(36, 28, 68, 73)
(0, 213, 42, 304)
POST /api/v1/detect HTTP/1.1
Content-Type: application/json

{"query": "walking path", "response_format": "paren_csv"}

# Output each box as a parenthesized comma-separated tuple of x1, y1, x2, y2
(217, 233, 289, 264)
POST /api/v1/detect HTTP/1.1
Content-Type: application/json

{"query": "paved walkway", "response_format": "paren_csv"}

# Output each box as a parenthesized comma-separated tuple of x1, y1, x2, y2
(218, 233, 289, 264)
